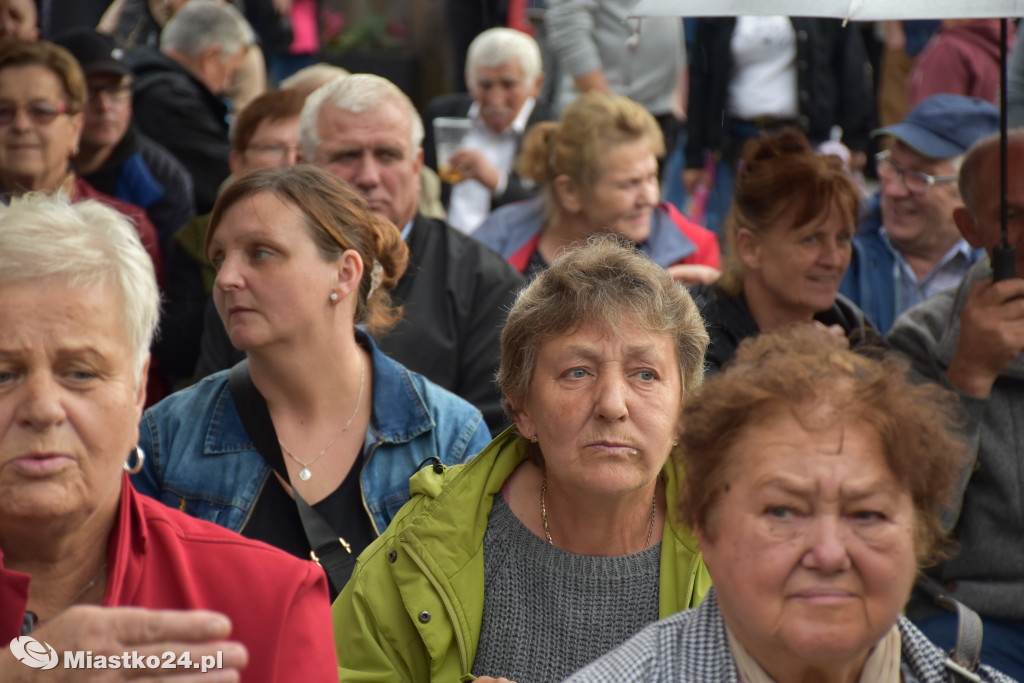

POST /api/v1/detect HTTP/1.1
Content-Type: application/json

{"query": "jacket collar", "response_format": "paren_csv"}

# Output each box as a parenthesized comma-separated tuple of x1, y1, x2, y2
(203, 330, 434, 455)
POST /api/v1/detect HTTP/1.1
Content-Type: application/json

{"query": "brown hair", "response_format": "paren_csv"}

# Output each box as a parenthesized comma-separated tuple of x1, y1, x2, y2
(518, 91, 664, 221)
(207, 165, 408, 335)
(231, 88, 306, 153)
(0, 39, 86, 112)
(718, 128, 861, 295)
(677, 327, 967, 568)
(498, 235, 708, 457)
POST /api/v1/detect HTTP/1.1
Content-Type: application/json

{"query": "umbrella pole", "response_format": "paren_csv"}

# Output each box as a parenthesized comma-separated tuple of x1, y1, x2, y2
(993, 17, 1014, 281)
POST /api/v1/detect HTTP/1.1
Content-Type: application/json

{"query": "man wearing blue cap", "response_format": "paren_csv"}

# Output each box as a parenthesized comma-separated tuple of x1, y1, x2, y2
(840, 93, 998, 334)
(887, 130, 1024, 679)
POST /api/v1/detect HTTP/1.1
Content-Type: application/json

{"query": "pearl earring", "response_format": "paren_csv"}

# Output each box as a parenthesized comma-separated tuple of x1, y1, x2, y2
(330, 292, 339, 303)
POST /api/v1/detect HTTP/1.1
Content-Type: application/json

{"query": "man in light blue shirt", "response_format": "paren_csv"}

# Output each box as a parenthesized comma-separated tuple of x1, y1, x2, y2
(840, 94, 996, 333)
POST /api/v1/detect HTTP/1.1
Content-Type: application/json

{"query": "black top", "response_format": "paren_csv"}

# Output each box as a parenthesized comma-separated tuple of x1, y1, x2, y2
(688, 282, 884, 374)
(241, 451, 375, 601)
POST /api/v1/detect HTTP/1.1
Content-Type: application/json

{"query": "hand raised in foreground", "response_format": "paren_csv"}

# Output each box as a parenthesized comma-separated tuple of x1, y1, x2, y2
(1, 606, 248, 682)
(667, 263, 720, 286)
(947, 277, 1024, 397)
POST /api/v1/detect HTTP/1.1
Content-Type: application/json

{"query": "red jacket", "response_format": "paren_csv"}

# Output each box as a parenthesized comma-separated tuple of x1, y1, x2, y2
(910, 20, 1015, 106)
(1, 476, 338, 682)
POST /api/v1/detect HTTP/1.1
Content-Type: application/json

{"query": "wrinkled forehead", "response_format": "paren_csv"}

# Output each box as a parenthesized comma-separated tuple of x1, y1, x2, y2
(320, 101, 413, 148)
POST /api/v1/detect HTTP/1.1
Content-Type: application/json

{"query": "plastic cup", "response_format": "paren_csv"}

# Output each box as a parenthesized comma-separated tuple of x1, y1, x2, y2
(433, 117, 472, 183)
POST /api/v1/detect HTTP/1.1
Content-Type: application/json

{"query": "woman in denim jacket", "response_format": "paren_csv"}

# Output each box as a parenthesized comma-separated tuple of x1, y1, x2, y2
(132, 166, 490, 598)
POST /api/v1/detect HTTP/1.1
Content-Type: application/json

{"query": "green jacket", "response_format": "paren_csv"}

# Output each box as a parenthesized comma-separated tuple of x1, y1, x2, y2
(333, 429, 712, 681)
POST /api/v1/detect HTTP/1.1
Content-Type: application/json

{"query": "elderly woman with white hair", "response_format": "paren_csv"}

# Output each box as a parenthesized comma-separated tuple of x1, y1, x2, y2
(0, 194, 337, 681)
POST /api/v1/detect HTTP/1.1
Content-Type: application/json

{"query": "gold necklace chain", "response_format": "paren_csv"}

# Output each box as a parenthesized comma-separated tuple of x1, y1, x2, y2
(277, 353, 365, 482)
(540, 476, 657, 550)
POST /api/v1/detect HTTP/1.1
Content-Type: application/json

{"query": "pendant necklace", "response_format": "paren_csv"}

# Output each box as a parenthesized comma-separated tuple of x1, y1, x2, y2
(278, 354, 365, 481)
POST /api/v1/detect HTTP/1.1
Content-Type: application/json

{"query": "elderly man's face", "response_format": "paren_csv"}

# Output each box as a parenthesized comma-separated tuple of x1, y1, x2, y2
(954, 141, 1024, 277)
(0, 0, 37, 42)
(697, 409, 917, 679)
(82, 74, 133, 152)
(878, 141, 962, 259)
(469, 60, 540, 134)
(313, 100, 422, 228)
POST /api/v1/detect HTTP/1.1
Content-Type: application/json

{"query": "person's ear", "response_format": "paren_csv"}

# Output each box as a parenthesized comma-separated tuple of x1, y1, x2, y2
(332, 249, 365, 303)
(528, 72, 544, 98)
(507, 393, 536, 440)
(735, 228, 761, 271)
(954, 207, 985, 248)
(552, 174, 582, 214)
(134, 353, 151, 417)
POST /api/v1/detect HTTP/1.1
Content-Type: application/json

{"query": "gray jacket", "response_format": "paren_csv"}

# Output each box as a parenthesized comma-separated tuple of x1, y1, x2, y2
(888, 255, 1024, 619)
(544, 0, 683, 116)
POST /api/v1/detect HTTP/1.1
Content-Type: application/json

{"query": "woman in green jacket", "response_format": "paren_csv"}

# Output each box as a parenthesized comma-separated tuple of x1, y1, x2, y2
(333, 236, 713, 681)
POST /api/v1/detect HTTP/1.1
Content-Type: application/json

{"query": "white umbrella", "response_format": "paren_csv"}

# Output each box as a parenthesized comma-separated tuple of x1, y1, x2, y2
(632, 0, 1024, 21)
(633, 0, 1021, 278)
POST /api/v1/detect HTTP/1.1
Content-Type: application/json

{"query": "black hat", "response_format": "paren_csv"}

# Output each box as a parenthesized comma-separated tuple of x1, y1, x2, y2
(52, 28, 132, 79)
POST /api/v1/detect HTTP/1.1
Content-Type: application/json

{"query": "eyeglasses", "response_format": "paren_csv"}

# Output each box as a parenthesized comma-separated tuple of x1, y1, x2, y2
(87, 80, 133, 103)
(0, 100, 70, 126)
(246, 142, 302, 161)
(876, 149, 958, 196)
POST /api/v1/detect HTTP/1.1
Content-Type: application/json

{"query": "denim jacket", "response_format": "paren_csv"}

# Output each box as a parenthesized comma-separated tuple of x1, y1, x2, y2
(132, 331, 491, 535)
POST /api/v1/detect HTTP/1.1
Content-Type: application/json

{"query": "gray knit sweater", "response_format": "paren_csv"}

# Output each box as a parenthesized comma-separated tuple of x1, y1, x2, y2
(888, 255, 1024, 619)
(472, 495, 661, 682)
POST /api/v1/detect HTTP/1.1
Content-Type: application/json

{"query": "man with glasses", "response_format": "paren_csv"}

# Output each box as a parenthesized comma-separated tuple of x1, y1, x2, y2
(840, 93, 997, 333)
(54, 28, 195, 255)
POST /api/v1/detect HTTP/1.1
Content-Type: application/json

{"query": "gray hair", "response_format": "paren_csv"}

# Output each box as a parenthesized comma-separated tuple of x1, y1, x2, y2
(300, 73, 424, 162)
(466, 27, 542, 87)
(280, 62, 350, 96)
(160, 0, 253, 60)
(0, 194, 160, 385)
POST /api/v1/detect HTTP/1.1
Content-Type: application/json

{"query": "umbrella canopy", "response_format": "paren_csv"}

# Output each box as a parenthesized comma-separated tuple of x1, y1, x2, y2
(632, 0, 1024, 21)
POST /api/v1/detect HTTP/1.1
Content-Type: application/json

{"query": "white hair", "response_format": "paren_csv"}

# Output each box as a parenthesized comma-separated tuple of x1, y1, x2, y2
(160, 0, 253, 60)
(466, 27, 542, 87)
(299, 73, 424, 162)
(0, 194, 160, 385)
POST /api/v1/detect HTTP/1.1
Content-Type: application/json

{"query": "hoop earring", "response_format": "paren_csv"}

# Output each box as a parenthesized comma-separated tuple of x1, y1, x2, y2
(124, 446, 145, 475)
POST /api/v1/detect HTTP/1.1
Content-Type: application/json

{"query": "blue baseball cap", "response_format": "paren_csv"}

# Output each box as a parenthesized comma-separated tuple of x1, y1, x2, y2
(872, 94, 999, 159)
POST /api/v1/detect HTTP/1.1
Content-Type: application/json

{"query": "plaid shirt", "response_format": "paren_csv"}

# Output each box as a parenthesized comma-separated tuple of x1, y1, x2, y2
(564, 588, 1017, 682)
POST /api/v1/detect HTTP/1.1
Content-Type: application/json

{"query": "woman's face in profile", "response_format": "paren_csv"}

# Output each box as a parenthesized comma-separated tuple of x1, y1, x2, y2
(0, 277, 144, 527)
(742, 201, 853, 319)
(208, 191, 343, 352)
(572, 137, 660, 244)
(697, 408, 917, 674)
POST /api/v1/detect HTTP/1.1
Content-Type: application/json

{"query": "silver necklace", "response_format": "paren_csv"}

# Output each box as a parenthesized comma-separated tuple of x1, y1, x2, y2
(540, 476, 657, 549)
(48, 561, 107, 621)
(277, 354, 365, 481)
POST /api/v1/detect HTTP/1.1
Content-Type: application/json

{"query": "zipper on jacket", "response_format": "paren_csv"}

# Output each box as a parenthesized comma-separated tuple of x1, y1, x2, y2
(359, 441, 383, 537)
(402, 540, 470, 677)
(685, 549, 703, 605)
(236, 470, 272, 534)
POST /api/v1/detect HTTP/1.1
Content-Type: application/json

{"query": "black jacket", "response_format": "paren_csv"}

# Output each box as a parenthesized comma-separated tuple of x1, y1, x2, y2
(685, 17, 874, 169)
(421, 93, 553, 212)
(688, 283, 881, 374)
(194, 214, 526, 435)
(82, 126, 196, 254)
(127, 47, 232, 215)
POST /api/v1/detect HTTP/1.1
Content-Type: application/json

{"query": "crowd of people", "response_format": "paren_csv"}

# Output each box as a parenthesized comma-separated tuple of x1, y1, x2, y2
(1, 1, 1023, 681)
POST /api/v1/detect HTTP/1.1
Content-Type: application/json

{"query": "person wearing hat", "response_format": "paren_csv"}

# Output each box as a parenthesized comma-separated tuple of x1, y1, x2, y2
(839, 93, 999, 334)
(53, 27, 195, 255)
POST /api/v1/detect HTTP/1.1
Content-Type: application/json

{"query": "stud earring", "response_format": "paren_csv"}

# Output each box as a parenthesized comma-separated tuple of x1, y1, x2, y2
(330, 292, 339, 303)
